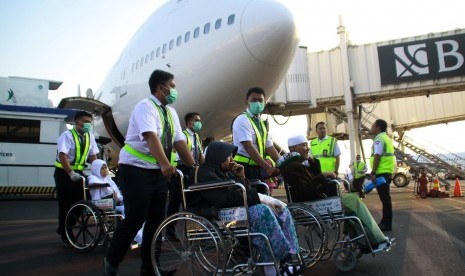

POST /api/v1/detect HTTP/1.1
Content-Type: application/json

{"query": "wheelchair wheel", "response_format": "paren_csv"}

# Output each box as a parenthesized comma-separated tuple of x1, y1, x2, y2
(65, 200, 103, 251)
(151, 212, 226, 276)
(332, 247, 357, 272)
(287, 203, 326, 268)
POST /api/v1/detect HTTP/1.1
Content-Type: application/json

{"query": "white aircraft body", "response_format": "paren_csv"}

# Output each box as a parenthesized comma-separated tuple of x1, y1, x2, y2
(59, 0, 299, 168)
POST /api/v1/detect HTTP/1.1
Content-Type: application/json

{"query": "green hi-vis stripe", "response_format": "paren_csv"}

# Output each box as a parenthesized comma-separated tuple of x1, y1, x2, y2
(0, 186, 56, 194)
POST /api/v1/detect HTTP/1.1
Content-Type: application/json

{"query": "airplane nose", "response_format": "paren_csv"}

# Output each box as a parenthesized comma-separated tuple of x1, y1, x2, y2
(241, 0, 299, 66)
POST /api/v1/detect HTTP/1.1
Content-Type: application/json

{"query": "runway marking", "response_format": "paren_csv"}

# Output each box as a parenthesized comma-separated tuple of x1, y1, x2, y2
(0, 219, 57, 224)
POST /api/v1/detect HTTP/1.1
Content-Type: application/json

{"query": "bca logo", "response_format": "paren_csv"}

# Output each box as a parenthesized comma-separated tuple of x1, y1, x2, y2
(378, 34, 465, 85)
(394, 41, 464, 78)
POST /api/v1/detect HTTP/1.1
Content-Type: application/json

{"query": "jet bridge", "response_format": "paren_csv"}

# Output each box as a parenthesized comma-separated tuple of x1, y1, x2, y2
(267, 27, 465, 177)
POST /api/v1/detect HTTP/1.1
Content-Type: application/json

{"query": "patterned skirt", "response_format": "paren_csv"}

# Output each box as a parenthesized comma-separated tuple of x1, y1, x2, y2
(248, 204, 299, 262)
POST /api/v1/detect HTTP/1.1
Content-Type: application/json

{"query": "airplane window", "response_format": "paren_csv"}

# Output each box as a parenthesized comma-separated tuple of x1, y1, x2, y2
(140, 57, 144, 67)
(150, 50, 154, 60)
(215, 19, 222, 29)
(169, 39, 174, 50)
(162, 43, 167, 54)
(228, 14, 235, 25)
(132, 63, 134, 72)
(156, 47, 161, 57)
(204, 23, 210, 34)
(176, 35, 182, 46)
(185, 31, 190, 43)
(136, 60, 139, 69)
(194, 27, 200, 38)
(145, 54, 149, 63)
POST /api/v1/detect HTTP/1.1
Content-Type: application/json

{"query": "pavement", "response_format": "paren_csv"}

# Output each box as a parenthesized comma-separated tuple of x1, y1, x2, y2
(1, 180, 465, 275)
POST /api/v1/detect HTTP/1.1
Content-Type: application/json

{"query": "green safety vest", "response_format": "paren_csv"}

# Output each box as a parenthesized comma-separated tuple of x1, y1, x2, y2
(353, 161, 366, 179)
(55, 128, 90, 171)
(124, 100, 176, 165)
(183, 130, 202, 163)
(310, 136, 337, 173)
(370, 132, 395, 174)
(234, 112, 268, 166)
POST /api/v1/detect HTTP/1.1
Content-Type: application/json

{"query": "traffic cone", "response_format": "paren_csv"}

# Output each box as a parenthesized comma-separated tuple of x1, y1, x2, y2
(432, 177, 440, 191)
(452, 178, 463, 197)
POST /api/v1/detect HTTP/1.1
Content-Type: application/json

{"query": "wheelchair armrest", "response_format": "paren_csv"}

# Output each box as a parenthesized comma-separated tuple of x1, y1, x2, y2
(186, 179, 238, 191)
(87, 183, 111, 190)
(249, 181, 270, 195)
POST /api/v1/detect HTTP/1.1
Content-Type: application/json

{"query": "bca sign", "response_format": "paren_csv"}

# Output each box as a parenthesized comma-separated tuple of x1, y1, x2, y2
(378, 34, 465, 85)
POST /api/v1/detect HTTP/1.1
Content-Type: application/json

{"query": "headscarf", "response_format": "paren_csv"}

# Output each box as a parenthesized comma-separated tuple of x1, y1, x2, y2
(87, 159, 122, 200)
(204, 141, 238, 168)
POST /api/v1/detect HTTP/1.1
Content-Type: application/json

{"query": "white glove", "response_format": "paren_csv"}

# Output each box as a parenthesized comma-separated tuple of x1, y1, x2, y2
(68, 171, 82, 182)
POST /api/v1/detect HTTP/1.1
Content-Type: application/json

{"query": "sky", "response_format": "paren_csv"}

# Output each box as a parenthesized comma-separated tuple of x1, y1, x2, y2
(1, 0, 464, 169)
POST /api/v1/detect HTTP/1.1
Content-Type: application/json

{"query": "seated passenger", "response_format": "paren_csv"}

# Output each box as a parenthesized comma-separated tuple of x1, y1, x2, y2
(88, 160, 143, 247)
(88, 159, 124, 214)
(278, 135, 391, 250)
(189, 141, 301, 276)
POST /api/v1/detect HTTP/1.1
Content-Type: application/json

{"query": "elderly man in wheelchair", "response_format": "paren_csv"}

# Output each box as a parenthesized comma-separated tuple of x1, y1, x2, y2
(151, 141, 303, 276)
(276, 135, 394, 272)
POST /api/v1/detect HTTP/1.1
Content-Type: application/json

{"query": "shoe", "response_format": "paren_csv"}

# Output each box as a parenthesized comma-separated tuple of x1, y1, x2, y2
(378, 224, 392, 232)
(104, 257, 119, 276)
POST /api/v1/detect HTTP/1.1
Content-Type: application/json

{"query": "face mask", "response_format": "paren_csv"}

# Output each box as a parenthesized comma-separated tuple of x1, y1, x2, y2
(249, 101, 265, 115)
(161, 85, 178, 104)
(193, 121, 202, 132)
(82, 122, 92, 133)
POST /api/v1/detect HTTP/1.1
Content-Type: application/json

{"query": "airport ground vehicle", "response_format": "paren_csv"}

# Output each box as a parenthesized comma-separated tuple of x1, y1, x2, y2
(392, 166, 413, 188)
(284, 178, 394, 272)
(150, 172, 304, 275)
(64, 177, 123, 251)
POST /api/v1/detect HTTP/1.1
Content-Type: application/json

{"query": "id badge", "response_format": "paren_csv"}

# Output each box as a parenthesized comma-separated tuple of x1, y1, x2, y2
(323, 149, 328, 156)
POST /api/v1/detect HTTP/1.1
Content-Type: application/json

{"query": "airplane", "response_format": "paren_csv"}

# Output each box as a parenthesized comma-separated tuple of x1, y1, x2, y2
(58, 0, 300, 169)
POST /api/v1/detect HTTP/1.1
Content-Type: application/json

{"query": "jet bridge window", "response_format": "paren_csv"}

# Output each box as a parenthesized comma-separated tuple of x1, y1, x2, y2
(204, 23, 210, 34)
(176, 35, 182, 46)
(0, 118, 40, 143)
(215, 19, 222, 29)
(228, 14, 235, 25)
(194, 27, 200, 38)
(184, 31, 190, 43)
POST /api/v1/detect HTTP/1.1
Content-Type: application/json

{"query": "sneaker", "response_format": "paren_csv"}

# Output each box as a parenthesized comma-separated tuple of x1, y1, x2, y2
(104, 257, 119, 276)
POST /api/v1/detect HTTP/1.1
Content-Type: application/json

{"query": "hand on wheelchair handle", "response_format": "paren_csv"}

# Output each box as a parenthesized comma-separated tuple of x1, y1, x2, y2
(68, 171, 82, 182)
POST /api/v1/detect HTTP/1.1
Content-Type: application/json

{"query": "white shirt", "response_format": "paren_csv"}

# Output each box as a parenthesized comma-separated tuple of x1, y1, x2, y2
(119, 95, 185, 169)
(232, 109, 273, 157)
(177, 128, 203, 164)
(372, 133, 385, 156)
(309, 135, 341, 157)
(56, 129, 99, 164)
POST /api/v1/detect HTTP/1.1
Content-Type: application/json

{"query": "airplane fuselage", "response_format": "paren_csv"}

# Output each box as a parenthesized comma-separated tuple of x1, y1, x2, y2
(91, 0, 299, 167)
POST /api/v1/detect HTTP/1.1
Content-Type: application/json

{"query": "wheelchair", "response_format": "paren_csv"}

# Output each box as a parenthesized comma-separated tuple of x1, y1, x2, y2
(284, 178, 394, 272)
(150, 171, 303, 275)
(64, 176, 124, 252)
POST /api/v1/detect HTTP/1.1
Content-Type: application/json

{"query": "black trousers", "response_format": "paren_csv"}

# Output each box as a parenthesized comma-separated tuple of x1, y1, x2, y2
(106, 164, 167, 272)
(54, 168, 84, 237)
(238, 163, 265, 182)
(376, 173, 393, 226)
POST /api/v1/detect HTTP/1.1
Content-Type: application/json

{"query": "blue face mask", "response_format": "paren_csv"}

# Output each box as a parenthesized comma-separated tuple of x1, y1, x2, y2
(162, 85, 178, 104)
(249, 101, 265, 115)
(82, 122, 92, 133)
(193, 121, 202, 132)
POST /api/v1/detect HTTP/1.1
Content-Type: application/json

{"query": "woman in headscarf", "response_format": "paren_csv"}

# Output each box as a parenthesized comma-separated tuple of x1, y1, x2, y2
(188, 141, 300, 276)
(88, 159, 124, 214)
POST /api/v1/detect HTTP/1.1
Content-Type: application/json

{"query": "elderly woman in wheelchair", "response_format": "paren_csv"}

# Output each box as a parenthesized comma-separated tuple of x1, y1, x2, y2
(151, 141, 302, 276)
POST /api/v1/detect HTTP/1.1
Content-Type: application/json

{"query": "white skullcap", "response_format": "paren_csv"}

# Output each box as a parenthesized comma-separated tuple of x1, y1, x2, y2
(288, 135, 308, 147)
